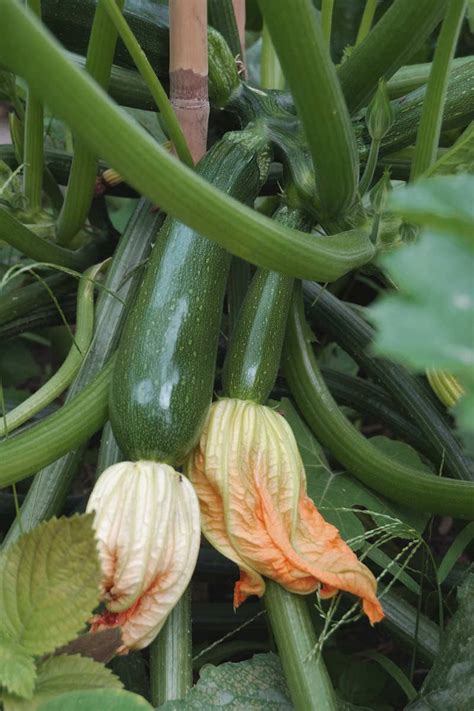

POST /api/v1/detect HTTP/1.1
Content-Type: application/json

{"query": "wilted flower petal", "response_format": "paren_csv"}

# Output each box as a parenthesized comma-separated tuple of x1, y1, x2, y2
(86, 461, 200, 651)
(187, 398, 384, 624)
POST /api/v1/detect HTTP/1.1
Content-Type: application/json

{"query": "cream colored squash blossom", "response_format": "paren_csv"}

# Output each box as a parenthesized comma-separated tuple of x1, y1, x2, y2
(187, 398, 384, 625)
(86, 461, 200, 652)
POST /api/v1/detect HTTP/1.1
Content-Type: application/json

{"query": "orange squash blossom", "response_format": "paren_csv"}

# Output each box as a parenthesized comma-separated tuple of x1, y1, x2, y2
(187, 398, 384, 625)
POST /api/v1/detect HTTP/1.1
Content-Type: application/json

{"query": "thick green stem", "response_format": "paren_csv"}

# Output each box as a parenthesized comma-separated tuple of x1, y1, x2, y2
(260, 23, 284, 90)
(283, 287, 474, 519)
(355, 0, 378, 46)
(0, 208, 102, 270)
(258, 0, 359, 218)
(101, 0, 193, 167)
(339, 0, 448, 114)
(264, 581, 337, 711)
(303, 281, 472, 482)
(56, 0, 124, 244)
(23, 0, 43, 211)
(386, 56, 471, 99)
(358, 137, 380, 195)
(208, 0, 242, 58)
(0, 357, 113, 490)
(150, 587, 192, 706)
(410, 0, 467, 181)
(0, 0, 375, 282)
(320, 0, 334, 49)
(1, 262, 103, 434)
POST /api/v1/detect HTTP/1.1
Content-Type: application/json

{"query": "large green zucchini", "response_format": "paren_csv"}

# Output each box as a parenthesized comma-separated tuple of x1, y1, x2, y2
(110, 127, 271, 463)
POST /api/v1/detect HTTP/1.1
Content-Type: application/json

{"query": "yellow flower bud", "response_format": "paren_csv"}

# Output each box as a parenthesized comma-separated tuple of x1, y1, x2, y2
(86, 461, 200, 652)
(187, 398, 383, 625)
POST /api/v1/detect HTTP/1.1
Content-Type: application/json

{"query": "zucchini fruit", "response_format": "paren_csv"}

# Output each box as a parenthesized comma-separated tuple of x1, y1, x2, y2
(110, 127, 271, 463)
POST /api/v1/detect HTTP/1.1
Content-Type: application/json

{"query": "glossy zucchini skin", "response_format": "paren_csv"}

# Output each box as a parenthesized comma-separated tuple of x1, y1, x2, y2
(110, 128, 271, 463)
(222, 205, 310, 403)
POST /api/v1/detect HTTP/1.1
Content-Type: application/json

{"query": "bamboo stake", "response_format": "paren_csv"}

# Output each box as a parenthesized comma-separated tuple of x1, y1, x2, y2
(232, 0, 246, 64)
(169, 0, 209, 163)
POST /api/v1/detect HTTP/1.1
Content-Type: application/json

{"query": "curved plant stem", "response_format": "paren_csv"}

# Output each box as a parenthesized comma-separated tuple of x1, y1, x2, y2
(0, 208, 100, 270)
(258, 0, 359, 217)
(0, 356, 114, 490)
(101, 0, 193, 167)
(303, 281, 472, 483)
(261, 23, 284, 90)
(0, 0, 375, 282)
(208, 0, 242, 58)
(23, 0, 43, 212)
(338, 0, 448, 113)
(283, 287, 474, 520)
(56, 0, 124, 244)
(150, 587, 192, 706)
(2, 262, 105, 435)
(355, 0, 378, 47)
(358, 137, 380, 195)
(320, 0, 334, 48)
(410, 0, 467, 181)
(264, 581, 338, 711)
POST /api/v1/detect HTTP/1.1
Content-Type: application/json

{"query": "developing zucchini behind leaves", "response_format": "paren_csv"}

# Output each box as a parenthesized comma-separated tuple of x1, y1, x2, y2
(110, 127, 271, 463)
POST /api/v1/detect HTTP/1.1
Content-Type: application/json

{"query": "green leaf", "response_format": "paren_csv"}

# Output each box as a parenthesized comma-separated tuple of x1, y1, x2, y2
(0, 515, 101, 656)
(0, 637, 36, 700)
(405, 573, 474, 710)
(160, 653, 292, 710)
(35, 689, 153, 711)
(427, 122, 474, 177)
(389, 174, 474, 240)
(371, 229, 474, 428)
(279, 399, 427, 543)
(4, 655, 122, 711)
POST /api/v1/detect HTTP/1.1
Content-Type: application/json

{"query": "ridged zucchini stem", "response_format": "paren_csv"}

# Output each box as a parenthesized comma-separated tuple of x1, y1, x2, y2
(258, 0, 359, 218)
(320, 0, 334, 48)
(355, 0, 378, 47)
(56, 0, 124, 244)
(358, 137, 380, 195)
(387, 56, 471, 100)
(23, 0, 44, 212)
(0, 208, 102, 270)
(1, 262, 104, 435)
(0, 357, 113, 490)
(0, 1, 374, 282)
(410, 0, 467, 181)
(208, 0, 242, 58)
(284, 287, 474, 519)
(150, 587, 192, 706)
(264, 581, 338, 711)
(261, 23, 284, 91)
(303, 282, 472, 483)
(101, 0, 193, 168)
(338, 0, 448, 114)
(378, 59, 474, 157)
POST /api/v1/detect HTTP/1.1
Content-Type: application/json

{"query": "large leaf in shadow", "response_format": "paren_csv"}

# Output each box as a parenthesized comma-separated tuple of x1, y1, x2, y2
(406, 572, 474, 710)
